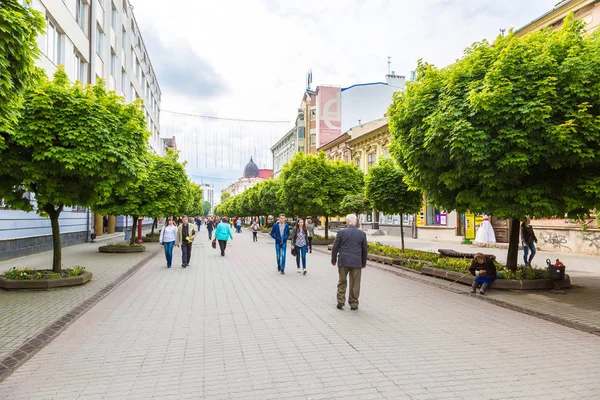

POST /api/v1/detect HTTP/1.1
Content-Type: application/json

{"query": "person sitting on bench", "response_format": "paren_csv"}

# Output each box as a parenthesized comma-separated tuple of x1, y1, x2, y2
(469, 252, 496, 295)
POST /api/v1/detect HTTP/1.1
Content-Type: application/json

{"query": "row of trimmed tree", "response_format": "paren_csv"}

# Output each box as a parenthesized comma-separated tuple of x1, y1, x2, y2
(0, 2, 204, 273)
(214, 152, 422, 249)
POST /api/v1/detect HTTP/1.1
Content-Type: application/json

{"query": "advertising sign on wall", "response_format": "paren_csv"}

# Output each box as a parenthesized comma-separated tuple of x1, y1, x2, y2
(465, 212, 475, 240)
(417, 204, 426, 227)
(316, 86, 342, 147)
(440, 213, 447, 226)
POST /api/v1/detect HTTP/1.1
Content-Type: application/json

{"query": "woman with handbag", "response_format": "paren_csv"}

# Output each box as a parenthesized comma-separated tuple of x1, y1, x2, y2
(159, 218, 177, 268)
(214, 217, 234, 256)
(291, 218, 309, 275)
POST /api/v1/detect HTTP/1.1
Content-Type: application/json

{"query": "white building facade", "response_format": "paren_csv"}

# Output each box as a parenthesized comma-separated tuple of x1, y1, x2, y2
(271, 127, 297, 178)
(0, 0, 160, 260)
(200, 184, 215, 215)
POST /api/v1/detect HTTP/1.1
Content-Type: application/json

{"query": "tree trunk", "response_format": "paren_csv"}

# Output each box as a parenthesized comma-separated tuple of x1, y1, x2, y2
(44, 204, 64, 274)
(150, 218, 157, 236)
(400, 213, 405, 252)
(325, 216, 329, 240)
(507, 217, 521, 272)
(130, 216, 137, 246)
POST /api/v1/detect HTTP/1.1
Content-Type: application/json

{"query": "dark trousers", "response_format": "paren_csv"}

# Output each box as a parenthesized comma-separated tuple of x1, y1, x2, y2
(218, 240, 227, 256)
(308, 237, 313, 252)
(181, 242, 192, 265)
(253, 232, 258, 242)
(337, 267, 362, 307)
(208, 230, 213, 240)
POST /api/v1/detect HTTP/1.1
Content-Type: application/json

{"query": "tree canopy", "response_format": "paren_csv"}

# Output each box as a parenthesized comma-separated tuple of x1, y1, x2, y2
(0, 68, 149, 271)
(388, 15, 600, 267)
(0, 0, 45, 149)
(365, 158, 422, 250)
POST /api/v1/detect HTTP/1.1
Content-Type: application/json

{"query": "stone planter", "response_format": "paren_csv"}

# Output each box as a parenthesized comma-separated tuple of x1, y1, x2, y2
(141, 236, 160, 242)
(99, 245, 145, 253)
(0, 271, 92, 290)
(420, 266, 571, 290)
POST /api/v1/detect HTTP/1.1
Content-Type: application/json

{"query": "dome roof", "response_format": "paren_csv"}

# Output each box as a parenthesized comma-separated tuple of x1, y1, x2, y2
(243, 157, 260, 178)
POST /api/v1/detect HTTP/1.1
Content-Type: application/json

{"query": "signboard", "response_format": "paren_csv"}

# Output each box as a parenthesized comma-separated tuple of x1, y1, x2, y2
(417, 204, 426, 227)
(440, 213, 447, 226)
(316, 86, 342, 147)
(465, 212, 475, 240)
(475, 215, 483, 229)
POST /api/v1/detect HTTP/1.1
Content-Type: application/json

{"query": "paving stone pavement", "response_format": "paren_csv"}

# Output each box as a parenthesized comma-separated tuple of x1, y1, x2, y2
(356, 232, 600, 334)
(1, 230, 599, 399)
(0, 230, 161, 361)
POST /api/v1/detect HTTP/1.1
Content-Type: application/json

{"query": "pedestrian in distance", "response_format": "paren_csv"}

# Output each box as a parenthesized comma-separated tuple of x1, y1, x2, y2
(306, 218, 315, 253)
(176, 216, 198, 268)
(195, 217, 202, 232)
(469, 252, 497, 295)
(159, 218, 177, 268)
(270, 213, 290, 274)
(102, 215, 108, 234)
(251, 219, 260, 242)
(331, 214, 368, 310)
(291, 218, 309, 275)
(235, 217, 242, 233)
(215, 216, 234, 256)
(521, 217, 538, 266)
(207, 218, 215, 240)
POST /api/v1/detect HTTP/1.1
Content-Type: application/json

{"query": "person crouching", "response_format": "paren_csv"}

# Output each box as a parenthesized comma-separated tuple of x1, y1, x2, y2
(469, 252, 496, 295)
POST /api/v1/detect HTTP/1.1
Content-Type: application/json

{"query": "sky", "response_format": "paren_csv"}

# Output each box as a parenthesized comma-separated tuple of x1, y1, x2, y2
(130, 0, 555, 201)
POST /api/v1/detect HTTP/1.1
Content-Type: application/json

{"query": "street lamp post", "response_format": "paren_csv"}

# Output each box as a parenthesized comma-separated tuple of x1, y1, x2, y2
(136, 217, 143, 244)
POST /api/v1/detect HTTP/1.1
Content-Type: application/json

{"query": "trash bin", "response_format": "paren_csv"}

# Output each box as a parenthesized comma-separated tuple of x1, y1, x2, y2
(124, 230, 131, 242)
(546, 259, 565, 281)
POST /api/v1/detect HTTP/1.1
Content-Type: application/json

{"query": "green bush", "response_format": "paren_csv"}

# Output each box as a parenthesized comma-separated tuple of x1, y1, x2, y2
(2, 266, 86, 280)
(367, 242, 550, 280)
(105, 242, 144, 248)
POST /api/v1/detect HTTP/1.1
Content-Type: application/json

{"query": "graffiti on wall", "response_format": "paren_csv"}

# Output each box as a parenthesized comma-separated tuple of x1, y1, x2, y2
(582, 232, 600, 250)
(538, 231, 572, 250)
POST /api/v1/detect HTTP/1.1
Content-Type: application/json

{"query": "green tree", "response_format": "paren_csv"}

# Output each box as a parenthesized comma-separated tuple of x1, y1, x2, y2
(203, 201, 211, 216)
(1, 68, 149, 271)
(365, 158, 422, 251)
(0, 0, 45, 149)
(280, 153, 362, 238)
(257, 179, 283, 225)
(185, 182, 204, 217)
(389, 15, 600, 269)
(339, 193, 371, 218)
(221, 192, 232, 202)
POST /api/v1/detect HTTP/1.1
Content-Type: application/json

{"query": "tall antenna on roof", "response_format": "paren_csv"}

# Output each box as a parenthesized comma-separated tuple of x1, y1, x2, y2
(387, 56, 391, 74)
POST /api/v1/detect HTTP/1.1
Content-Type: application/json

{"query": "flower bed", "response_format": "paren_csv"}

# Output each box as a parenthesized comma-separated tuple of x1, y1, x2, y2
(363, 242, 570, 289)
(0, 267, 92, 290)
(99, 243, 145, 253)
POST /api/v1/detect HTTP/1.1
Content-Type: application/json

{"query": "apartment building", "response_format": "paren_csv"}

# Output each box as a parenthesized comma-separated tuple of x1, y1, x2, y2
(25, 0, 162, 153)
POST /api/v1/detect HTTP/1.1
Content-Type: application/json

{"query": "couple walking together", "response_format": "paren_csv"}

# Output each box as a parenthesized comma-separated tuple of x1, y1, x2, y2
(270, 214, 314, 275)
(159, 216, 198, 268)
(270, 213, 368, 311)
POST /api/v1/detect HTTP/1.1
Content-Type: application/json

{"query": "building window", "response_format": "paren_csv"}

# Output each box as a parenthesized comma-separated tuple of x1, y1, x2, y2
(297, 127, 305, 139)
(110, 50, 117, 77)
(46, 19, 62, 65)
(96, 24, 104, 57)
(74, 52, 86, 83)
(355, 158, 360, 168)
(310, 109, 316, 119)
(75, 0, 88, 31)
(111, 4, 118, 30)
(426, 200, 441, 225)
(135, 59, 141, 81)
(368, 152, 375, 167)
(121, 27, 127, 49)
(121, 68, 127, 93)
(310, 133, 316, 146)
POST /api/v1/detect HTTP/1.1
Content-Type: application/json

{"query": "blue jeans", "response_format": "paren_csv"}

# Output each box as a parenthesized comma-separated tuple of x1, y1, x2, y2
(208, 230, 213, 240)
(163, 241, 175, 267)
(275, 242, 287, 270)
(295, 245, 307, 269)
(523, 241, 536, 265)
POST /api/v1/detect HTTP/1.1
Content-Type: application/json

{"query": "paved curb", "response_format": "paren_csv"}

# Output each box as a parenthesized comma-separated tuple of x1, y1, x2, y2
(315, 246, 600, 337)
(0, 248, 161, 383)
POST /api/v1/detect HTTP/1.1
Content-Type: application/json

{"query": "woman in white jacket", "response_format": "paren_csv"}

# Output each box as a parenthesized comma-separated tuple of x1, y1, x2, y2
(159, 218, 178, 268)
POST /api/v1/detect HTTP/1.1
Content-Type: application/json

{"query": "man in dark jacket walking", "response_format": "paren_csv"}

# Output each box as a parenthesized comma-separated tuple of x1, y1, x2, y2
(270, 213, 290, 274)
(331, 214, 368, 310)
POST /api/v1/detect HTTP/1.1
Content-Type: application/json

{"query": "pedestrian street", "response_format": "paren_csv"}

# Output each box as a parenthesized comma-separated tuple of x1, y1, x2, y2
(1, 230, 599, 400)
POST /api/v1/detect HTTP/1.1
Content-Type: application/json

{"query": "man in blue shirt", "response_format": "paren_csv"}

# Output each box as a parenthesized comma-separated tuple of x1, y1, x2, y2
(270, 213, 290, 274)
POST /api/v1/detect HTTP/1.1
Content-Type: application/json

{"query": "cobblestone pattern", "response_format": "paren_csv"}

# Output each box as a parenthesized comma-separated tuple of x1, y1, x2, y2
(1, 232, 599, 399)
(0, 232, 161, 362)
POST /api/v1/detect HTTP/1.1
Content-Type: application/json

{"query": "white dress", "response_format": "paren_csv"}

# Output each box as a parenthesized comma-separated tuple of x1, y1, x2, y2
(474, 217, 496, 244)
